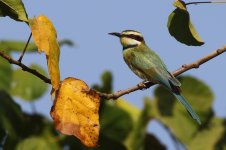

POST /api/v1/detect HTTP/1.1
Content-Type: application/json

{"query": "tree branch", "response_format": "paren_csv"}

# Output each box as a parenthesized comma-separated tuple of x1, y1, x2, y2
(0, 51, 51, 84)
(97, 45, 226, 99)
(186, 1, 226, 5)
(0, 46, 226, 100)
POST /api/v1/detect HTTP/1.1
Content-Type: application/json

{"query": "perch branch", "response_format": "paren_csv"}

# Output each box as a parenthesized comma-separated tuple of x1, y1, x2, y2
(0, 46, 226, 100)
(97, 45, 226, 99)
(0, 51, 51, 84)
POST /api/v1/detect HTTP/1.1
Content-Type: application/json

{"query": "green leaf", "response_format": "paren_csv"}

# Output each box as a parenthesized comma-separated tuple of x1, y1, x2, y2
(59, 136, 85, 150)
(151, 97, 198, 144)
(0, 0, 28, 22)
(21, 113, 57, 138)
(92, 71, 113, 93)
(179, 76, 214, 120)
(98, 134, 127, 150)
(10, 64, 48, 101)
(0, 41, 37, 52)
(0, 91, 59, 149)
(154, 76, 214, 121)
(0, 90, 23, 149)
(124, 99, 153, 150)
(59, 39, 75, 47)
(115, 99, 140, 122)
(15, 136, 60, 150)
(151, 76, 214, 144)
(100, 101, 133, 143)
(188, 118, 225, 150)
(167, 0, 204, 46)
(0, 53, 13, 91)
(0, 39, 74, 52)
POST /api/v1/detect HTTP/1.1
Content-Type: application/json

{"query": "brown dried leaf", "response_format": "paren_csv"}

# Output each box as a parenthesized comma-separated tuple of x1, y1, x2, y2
(50, 77, 100, 147)
(29, 15, 60, 91)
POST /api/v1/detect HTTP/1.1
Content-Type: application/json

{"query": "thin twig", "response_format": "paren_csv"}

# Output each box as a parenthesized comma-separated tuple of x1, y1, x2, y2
(186, 1, 211, 5)
(18, 32, 32, 62)
(186, 1, 226, 5)
(0, 51, 51, 84)
(97, 46, 226, 100)
(0, 46, 226, 100)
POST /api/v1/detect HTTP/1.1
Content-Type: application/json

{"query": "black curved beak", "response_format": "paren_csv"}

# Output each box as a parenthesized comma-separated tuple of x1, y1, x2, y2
(108, 32, 121, 37)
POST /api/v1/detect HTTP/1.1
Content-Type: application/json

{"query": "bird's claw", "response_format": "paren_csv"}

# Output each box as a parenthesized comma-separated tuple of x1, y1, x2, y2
(138, 81, 151, 90)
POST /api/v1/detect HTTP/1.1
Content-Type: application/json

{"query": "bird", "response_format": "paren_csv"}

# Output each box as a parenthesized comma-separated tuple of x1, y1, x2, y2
(109, 30, 201, 124)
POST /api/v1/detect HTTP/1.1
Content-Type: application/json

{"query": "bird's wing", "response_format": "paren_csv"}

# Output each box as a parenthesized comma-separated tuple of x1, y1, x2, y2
(131, 49, 180, 87)
(167, 71, 181, 87)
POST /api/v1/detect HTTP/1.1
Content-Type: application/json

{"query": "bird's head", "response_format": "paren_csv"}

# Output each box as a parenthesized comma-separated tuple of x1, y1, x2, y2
(109, 30, 145, 49)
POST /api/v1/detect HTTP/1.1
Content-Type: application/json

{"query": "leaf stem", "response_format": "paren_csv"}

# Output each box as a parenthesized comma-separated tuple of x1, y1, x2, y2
(18, 32, 32, 62)
(186, 1, 226, 5)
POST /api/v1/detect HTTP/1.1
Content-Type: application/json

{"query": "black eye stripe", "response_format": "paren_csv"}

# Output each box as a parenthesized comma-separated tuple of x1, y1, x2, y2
(121, 34, 144, 42)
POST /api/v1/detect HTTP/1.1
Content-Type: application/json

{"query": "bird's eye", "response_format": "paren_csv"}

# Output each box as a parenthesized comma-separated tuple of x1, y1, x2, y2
(122, 34, 144, 42)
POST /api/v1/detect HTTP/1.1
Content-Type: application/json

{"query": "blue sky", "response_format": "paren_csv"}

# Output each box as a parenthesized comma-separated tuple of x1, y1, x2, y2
(1, 0, 226, 149)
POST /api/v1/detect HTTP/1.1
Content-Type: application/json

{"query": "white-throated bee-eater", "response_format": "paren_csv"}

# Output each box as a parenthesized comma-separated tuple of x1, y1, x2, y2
(109, 30, 201, 124)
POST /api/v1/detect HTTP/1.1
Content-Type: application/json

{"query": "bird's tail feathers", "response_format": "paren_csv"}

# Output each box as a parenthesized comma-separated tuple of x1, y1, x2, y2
(173, 93, 201, 124)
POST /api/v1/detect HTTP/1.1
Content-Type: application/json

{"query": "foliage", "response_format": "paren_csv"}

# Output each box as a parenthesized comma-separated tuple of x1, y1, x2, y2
(1, 0, 226, 150)
(167, 0, 204, 46)
(51, 77, 100, 147)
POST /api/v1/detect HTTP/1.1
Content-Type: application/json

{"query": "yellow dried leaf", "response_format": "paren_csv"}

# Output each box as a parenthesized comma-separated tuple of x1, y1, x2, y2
(29, 15, 60, 91)
(50, 77, 100, 147)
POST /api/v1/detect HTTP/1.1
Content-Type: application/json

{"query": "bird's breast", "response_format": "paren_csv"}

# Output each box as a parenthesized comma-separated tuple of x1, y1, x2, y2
(123, 50, 147, 80)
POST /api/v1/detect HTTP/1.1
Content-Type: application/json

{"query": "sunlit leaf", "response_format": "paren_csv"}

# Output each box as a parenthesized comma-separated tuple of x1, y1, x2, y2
(10, 64, 48, 101)
(29, 15, 57, 55)
(124, 99, 153, 150)
(100, 101, 133, 142)
(29, 15, 60, 91)
(151, 76, 214, 144)
(188, 118, 225, 150)
(15, 136, 60, 150)
(0, 0, 28, 22)
(115, 99, 140, 122)
(179, 76, 214, 121)
(167, 0, 204, 46)
(151, 97, 198, 144)
(50, 77, 100, 147)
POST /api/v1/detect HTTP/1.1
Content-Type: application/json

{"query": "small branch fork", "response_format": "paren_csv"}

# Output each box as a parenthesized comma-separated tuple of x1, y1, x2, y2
(0, 46, 226, 100)
(0, 51, 51, 84)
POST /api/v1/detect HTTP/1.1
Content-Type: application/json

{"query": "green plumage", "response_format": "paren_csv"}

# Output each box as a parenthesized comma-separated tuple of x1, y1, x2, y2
(123, 43, 201, 124)
(109, 30, 201, 124)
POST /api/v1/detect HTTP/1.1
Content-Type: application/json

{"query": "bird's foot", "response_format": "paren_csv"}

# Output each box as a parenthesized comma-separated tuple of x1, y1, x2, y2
(138, 80, 152, 90)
